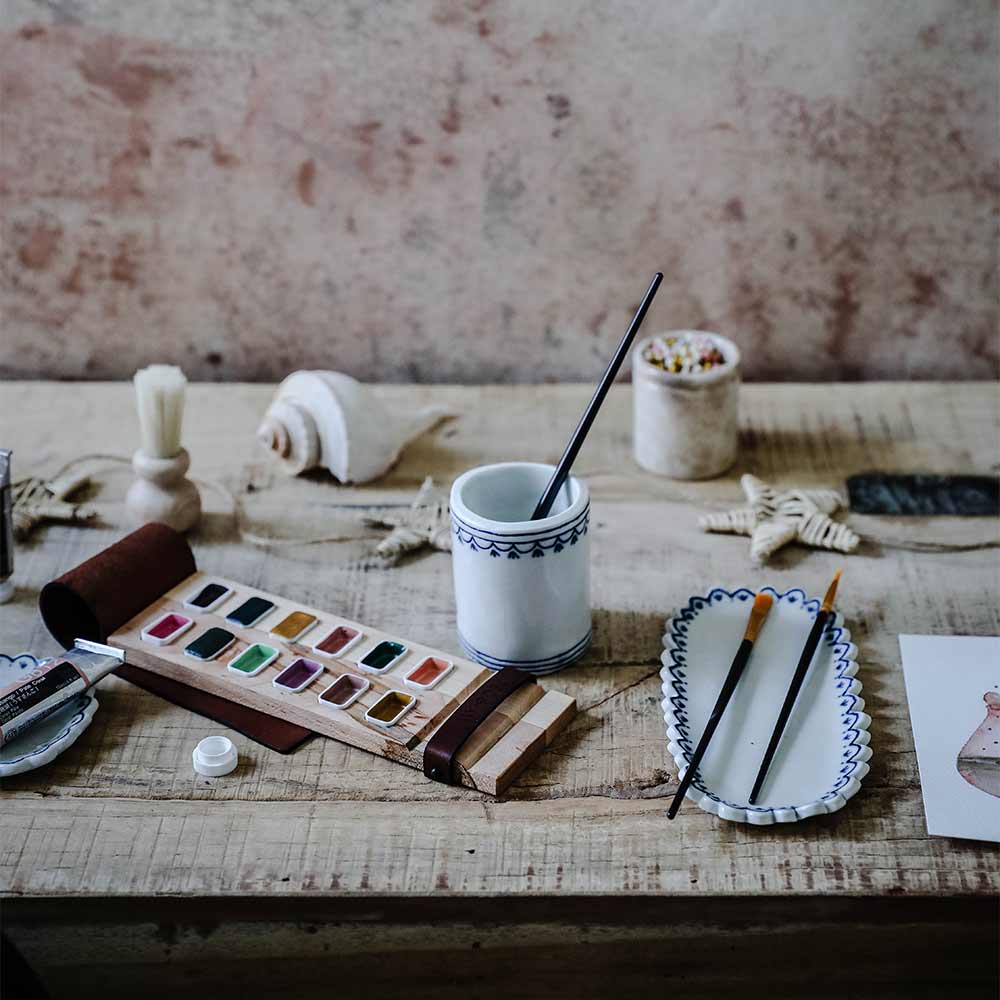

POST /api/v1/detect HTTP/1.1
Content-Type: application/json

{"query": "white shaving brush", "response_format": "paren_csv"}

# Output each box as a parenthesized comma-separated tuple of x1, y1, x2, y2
(125, 365, 201, 532)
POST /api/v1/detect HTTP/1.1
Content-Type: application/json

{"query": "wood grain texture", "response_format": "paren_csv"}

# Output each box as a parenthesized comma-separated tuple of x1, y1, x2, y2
(1, 381, 998, 899)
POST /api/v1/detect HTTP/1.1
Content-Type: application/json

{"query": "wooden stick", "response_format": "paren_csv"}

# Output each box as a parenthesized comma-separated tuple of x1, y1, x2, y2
(531, 272, 663, 520)
(666, 592, 774, 819)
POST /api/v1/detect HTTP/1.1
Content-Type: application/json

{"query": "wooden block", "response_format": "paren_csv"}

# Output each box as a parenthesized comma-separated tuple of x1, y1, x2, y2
(453, 682, 545, 774)
(468, 720, 547, 795)
(521, 690, 577, 744)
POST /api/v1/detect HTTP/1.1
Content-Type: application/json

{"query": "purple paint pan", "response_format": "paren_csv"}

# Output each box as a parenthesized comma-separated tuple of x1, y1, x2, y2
(272, 657, 323, 693)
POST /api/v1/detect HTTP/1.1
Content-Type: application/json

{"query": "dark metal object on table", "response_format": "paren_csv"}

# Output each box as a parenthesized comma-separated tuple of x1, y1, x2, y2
(847, 473, 999, 516)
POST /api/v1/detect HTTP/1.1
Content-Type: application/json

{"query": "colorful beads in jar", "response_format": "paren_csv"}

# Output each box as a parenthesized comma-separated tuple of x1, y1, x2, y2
(641, 333, 728, 375)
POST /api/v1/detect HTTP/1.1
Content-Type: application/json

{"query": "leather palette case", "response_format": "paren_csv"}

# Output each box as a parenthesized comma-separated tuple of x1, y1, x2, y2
(38, 522, 313, 753)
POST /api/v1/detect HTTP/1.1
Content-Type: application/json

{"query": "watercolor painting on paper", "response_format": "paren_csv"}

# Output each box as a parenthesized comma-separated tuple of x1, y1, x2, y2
(900, 635, 1000, 843)
(957, 692, 1000, 799)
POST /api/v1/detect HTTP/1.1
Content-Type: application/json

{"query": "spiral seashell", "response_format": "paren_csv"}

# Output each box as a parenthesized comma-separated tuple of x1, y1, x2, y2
(256, 371, 453, 484)
(256, 398, 319, 476)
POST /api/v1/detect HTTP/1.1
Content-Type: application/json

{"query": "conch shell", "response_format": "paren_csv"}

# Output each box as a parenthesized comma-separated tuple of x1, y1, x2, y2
(256, 371, 452, 483)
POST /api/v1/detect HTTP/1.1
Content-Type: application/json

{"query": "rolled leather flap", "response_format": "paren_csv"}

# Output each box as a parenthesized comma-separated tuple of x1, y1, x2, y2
(423, 667, 536, 785)
(39, 522, 196, 649)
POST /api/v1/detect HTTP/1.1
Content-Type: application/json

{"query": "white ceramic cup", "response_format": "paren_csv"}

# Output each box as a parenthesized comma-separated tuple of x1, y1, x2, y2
(450, 462, 591, 675)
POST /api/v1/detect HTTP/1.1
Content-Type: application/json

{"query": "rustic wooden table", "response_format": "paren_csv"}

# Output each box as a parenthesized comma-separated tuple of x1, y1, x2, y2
(2, 381, 998, 998)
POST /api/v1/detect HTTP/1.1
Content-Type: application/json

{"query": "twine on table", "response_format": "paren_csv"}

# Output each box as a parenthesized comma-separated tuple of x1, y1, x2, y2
(20, 456, 1000, 555)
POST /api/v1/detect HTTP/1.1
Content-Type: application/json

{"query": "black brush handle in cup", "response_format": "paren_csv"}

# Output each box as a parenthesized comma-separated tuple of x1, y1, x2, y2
(666, 637, 755, 820)
(747, 609, 830, 805)
(531, 272, 663, 520)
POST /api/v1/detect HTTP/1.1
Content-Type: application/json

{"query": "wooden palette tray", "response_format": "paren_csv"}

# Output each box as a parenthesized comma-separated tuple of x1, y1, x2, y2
(111, 571, 576, 794)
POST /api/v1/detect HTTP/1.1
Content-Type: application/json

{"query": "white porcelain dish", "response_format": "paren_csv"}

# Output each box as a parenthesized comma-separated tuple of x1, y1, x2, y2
(660, 587, 872, 824)
(0, 653, 99, 777)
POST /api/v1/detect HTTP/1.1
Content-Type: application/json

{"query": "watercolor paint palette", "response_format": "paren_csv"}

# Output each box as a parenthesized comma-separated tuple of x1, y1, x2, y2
(108, 570, 577, 794)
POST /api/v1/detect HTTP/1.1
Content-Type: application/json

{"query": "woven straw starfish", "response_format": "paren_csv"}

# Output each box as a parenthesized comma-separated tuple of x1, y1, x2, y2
(12, 469, 98, 541)
(363, 476, 452, 566)
(699, 474, 860, 565)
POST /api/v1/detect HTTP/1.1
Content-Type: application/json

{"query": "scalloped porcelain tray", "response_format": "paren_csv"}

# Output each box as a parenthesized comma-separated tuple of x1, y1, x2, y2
(660, 587, 871, 824)
(0, 653, 99, 777)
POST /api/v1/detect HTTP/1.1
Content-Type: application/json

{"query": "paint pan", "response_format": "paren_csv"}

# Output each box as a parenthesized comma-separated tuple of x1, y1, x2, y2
(404, 656, 453, 690)
(313, 625, 362, 659)
(273, 657, 323, 693)
(270, 611, 318, 644)
(318, 674, 370, 710)
(140, 611, 194, 646)
(183, 582, 233, 613)
(226, 596, 275, 628)
(228, 642, 279, 677)
(184, 627, 236, 661)
(365, 690, 416, 728)
(358, 640, 407, 674)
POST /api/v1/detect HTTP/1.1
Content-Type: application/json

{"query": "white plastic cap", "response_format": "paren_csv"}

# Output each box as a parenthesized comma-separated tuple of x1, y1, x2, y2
(192, 735, 238, 777)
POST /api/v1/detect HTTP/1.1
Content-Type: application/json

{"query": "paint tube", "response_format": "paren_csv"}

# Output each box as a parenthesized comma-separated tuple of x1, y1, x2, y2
(0, 639, 124, 747)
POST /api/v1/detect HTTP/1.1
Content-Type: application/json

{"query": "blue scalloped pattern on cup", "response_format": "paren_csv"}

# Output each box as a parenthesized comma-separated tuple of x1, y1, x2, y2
(451, 504, 590, 558)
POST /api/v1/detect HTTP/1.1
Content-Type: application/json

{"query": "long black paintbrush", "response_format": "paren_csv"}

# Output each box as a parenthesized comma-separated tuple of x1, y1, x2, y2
(667, 591, 774, 820)
(747, 571, 842, 806)
(530, 272, 663, 521)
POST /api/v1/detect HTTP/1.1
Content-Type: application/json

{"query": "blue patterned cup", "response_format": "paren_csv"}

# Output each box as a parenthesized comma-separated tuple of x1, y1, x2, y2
(450, 462, 591, 675)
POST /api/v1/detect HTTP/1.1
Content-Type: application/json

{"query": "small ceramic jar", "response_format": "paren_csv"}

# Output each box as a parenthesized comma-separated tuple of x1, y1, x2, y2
(632, 331, 741, 480)
(450, 462, 591, 675)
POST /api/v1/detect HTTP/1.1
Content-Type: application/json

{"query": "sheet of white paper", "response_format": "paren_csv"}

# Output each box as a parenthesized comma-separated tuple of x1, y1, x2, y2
(899, 635, 1000, 842)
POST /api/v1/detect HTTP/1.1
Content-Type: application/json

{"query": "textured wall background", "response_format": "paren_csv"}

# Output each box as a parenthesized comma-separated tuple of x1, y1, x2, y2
(1, 0, 997, 382)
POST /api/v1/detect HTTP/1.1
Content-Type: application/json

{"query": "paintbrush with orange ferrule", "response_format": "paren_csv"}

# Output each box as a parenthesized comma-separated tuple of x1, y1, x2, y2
(666, 591, 774, 820)
(747, 571, 842, 806)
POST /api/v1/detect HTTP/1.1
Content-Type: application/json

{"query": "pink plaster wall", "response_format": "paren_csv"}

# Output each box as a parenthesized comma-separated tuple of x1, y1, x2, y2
(1, 1, 997, 382)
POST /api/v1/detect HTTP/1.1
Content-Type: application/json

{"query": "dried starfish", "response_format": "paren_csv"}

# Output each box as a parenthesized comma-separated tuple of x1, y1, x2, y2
(699, 474, 860, 565)
(12, 468, 98, 541)
(363, 476, 452, 566)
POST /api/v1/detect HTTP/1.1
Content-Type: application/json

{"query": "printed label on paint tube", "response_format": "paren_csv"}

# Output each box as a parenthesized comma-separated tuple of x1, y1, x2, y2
(0, 642, 123, 748)
(0, 659, 80, 721)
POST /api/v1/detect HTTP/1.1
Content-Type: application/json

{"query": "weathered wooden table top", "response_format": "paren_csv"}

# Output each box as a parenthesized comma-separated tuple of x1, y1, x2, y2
(1, 381, 998, 899)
